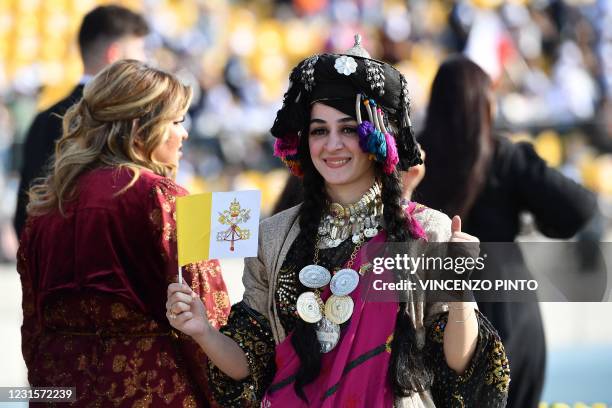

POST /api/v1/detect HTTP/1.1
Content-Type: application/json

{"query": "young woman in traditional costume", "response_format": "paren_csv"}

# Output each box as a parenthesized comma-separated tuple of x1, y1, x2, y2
(167, 38, 510, 407)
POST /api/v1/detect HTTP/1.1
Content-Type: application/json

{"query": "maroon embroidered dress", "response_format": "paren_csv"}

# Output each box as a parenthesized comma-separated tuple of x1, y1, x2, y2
(17, 167, 230, 407)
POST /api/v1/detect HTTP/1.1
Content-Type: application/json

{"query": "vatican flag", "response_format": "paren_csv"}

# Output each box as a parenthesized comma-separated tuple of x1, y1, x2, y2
(176, 190, 261, 266)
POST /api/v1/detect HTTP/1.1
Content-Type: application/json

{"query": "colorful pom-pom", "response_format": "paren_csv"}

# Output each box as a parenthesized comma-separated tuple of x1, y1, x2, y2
(366, 129, 387, 162)
(358, 121, 374, 151)
(383, 132, 399, 174)
(283, 158, 304, 177)
(274, 132, 303, 176)
(405, 201, 428, 241)
(273, 132, 299, 158)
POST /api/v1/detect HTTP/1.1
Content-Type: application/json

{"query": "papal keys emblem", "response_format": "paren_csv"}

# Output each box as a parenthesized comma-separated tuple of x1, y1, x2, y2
(216, 198, 251, 251)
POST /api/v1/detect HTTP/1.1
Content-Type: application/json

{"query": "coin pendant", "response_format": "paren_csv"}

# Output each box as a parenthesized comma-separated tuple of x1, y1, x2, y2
(296, 292, 323, 323)
(325, 295, 354, 325)
(299, 265, 331, 288)
(331, 238, 343, 247)
(329, 203, 345, 218)
(364, 228, 378, 238)
(316, 317, 341, 353)
(330, 268, 359, 296)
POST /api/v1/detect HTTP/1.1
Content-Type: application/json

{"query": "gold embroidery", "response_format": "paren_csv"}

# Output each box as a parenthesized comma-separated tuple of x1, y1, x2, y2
(111, 303, 128, 319)
(214, 291, 229, 310)
(152, 179, 180, 205)
(20, 178, 209, 407)
(149, 209, 162, 230)
(207, 262, 220, 277)
(157, 352, 176, 369)
(132, 393, 153, 408)
(137, 338, 154, 352)
(113, 355, 127, 373)
(485, 339, 511, 393)
(29, 293, 204, 406)
(162, 222, 176, 242)
(125, 375, 138, 398)
(208, 305, 275, 405)
(182, 395, 197, 408)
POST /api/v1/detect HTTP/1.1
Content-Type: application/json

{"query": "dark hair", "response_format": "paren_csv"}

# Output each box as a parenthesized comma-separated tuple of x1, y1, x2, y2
(272, 175, 304, 215)
(290, 111, 432, 402)
(78, 5, 149, 62)
(416, 55, 494, 219)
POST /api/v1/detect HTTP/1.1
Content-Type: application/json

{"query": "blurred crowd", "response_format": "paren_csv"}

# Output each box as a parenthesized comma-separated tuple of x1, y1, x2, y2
(1, 0, 612, 262)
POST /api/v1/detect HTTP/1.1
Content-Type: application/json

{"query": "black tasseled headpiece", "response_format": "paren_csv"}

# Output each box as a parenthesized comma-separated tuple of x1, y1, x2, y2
(271, 35, 422, 176)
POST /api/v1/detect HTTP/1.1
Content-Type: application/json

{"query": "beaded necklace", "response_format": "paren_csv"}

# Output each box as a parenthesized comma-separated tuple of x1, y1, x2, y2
(296, 182, 383, 352)
(317, 182, 383, 248)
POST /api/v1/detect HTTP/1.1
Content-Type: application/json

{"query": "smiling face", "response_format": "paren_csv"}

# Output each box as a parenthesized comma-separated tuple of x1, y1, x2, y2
(308, 102, 375, 203)
(152, 116, 188, 169)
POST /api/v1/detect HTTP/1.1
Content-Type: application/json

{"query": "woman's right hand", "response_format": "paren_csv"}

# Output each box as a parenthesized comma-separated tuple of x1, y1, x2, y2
(168, 283, 250, 381)
(166, 282, 211, 339)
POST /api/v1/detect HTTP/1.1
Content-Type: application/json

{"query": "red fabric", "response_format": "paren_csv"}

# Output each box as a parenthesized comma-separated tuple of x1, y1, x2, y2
(17, 167, 230, 407)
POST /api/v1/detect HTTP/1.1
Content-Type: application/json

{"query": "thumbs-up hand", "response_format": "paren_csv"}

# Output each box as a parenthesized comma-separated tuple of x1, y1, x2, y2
(449, 215, 479, 243)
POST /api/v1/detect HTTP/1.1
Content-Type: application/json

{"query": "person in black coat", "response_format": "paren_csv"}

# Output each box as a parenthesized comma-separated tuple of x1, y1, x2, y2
(416, 56, 597, 408)
(13, 5, 149, 237)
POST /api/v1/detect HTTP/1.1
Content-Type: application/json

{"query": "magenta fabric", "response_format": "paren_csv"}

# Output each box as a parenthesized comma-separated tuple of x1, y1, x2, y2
(383, 132, 399, 175)
(405, 201, 428, 241)
(262, 231, 398, 408)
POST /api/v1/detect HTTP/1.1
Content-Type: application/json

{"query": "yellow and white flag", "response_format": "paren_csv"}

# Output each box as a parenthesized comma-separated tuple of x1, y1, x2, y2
(176, 190, 261, 266)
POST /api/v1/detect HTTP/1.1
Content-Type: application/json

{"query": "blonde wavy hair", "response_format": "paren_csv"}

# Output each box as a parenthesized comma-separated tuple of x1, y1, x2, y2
(28, 59, 193, 216)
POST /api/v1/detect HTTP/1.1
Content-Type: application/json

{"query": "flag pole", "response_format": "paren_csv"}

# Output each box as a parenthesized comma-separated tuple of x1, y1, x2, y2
(178, 265, 183, 285)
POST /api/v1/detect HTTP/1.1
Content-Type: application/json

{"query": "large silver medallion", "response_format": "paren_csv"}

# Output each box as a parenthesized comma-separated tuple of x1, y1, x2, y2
(296, 292, 323, 323)
(325, 295, 354, 325)
(330, 268, 360, 296)
(298, 265, 331, 288)
(316, 316, 341, 353)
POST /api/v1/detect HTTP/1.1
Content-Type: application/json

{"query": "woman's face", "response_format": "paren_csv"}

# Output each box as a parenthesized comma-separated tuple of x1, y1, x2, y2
(308, 103, 375, 195)
(152, 116, 188, 168)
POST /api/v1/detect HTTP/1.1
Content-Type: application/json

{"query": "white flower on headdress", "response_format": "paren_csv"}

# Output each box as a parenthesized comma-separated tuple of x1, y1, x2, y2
(335, 56, 357, 76)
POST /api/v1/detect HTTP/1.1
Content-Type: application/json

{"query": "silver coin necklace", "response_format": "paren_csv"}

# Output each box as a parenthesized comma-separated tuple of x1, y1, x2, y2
(296, 239, 363, 353)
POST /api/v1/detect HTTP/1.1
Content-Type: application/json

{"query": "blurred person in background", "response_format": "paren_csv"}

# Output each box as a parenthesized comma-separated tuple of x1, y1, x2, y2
(13, 4, 149, 238)
(167, 39, 509, 407)
(0, 102, 17, 262)
(17, 60, 229, 407)
(416, 55, 598, 408)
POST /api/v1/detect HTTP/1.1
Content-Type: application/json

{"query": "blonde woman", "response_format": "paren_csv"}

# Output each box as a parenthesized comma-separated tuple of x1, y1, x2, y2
(17, 60, 229, 407)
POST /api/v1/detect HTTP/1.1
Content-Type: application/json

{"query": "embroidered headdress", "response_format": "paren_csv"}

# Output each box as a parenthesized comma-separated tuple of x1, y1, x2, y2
(271, 34, 422, 176)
